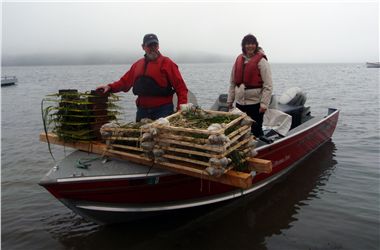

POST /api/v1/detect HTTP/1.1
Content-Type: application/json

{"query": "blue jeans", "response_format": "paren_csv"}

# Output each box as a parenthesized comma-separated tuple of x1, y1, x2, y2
(136, 103, 174, 122)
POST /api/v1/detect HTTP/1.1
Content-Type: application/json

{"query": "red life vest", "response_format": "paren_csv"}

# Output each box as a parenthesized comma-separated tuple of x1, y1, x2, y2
(233, 53, 265, 88)
(132, 55, 174, 96)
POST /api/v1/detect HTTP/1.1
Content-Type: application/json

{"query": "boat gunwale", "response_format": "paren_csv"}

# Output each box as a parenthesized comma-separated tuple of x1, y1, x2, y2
(258, 108, 338, 151)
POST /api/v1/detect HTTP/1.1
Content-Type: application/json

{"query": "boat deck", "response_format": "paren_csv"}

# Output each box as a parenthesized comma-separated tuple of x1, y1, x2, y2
(40, 150, 171, 184)
(40, 131, 264, 188)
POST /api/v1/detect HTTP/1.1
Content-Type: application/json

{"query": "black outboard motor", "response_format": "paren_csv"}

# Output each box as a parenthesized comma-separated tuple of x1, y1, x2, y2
(210, 94, 229, 112)
(277, 87, 311, 129)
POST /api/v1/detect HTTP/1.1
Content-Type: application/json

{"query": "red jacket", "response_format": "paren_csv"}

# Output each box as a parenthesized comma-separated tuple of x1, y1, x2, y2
(233, 53, 265, 88)
(108, 54, 188, 110)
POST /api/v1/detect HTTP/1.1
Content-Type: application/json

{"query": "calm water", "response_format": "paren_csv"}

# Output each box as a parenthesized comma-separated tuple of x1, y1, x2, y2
(1, 63, 379, 250)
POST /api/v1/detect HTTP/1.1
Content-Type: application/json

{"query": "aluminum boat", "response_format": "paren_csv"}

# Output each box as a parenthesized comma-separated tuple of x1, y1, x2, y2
(39, 91, 339, 224)
(1, 76, 17, 87)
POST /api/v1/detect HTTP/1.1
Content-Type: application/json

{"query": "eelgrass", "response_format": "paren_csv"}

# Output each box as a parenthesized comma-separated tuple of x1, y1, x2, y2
(42, 89, 122, 142)
(229, 150, 248, 171)
(169, 107, 239, 130)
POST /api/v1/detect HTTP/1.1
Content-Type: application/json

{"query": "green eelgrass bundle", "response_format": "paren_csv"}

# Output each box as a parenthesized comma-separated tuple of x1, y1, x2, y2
(42, 89, 122, 142)
(169, 106, 240, 130)
(229, 150, 248, 171)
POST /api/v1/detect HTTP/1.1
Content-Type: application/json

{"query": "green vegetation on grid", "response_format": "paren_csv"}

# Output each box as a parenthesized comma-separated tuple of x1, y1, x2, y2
(229, 150, 248, 171)
(169, 107, 239, 129)
(42, 90, 122, 142)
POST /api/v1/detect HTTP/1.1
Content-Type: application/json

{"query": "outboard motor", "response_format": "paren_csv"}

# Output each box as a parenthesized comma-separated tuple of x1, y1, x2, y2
(210, 94, 229, 112)
(278, 87, 311, 128)
(210, 88, 311, 131)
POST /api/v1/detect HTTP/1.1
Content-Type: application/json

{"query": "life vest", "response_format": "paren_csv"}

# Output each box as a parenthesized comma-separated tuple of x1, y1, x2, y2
(132, 55, 174, 97)
(233, 53, 265, 88)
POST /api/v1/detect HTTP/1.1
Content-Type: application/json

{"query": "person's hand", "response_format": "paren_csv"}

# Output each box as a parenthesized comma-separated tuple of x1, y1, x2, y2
(259, 105, 267, 113)
(96, 85, 111, 94)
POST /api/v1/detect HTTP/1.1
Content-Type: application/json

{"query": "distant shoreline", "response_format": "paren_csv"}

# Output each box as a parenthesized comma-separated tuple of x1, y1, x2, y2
(1, 52, 235, 67)
(2, 53, 368, 67)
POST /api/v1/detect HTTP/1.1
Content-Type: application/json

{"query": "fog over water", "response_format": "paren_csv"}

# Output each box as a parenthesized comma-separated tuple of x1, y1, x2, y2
(2, 51, 232, 66)
(2, 1, 379, 66)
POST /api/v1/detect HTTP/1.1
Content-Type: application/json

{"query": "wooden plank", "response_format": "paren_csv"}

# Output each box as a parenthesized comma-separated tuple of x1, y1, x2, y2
(158, 161, 252, 189)
(201, 109, 232, 115)
(222, 137, 253, 157)
(247, 158, 272, 174)
(167, 109, 234, 119)
(227, 125, 250, 139)
(161, 154, 210, 167)
(157, 161, 207, 175)
(223, 113, 247, 130)
(222, 169, 253, 189)
(108, 137, 140, 141)
(159, 144, 221, 158)
(155, 138, 226, 153)
(101, 127, 143, 132)
(40, 132, 254, 189)
(156, 133, 208, 144)
(111, 144, 143, 152)
(228, 128, 251, 145)
(39, 133, 107, 155)
(160, 111, 180, 120)
(155, 124, 222, 135)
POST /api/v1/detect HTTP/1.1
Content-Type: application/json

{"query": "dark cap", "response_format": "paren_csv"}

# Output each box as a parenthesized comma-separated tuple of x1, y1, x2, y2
(143, 33, 159, 46)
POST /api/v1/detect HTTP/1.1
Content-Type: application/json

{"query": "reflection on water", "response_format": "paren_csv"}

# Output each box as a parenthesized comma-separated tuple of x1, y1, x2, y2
(42, 141, 337, 250)
(41, 212, 97, 240)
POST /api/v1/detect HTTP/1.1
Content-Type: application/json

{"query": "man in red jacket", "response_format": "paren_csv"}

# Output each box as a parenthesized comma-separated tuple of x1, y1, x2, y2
(96, 33, 188, 121)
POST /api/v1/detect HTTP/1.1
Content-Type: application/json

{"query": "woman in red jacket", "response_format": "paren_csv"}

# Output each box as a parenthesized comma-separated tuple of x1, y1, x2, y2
(97, 33, 188, 122)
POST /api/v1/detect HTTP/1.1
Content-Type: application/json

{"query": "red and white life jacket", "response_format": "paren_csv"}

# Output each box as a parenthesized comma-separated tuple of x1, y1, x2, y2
(233, 53, 266, 88)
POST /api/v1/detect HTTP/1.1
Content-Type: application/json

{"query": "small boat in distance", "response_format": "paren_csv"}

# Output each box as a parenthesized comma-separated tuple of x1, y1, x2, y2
(366, 62, 380, 68)
(1, 76, 18, 87)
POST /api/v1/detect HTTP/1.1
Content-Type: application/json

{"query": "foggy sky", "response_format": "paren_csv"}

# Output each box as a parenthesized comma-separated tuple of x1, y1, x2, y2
(2, 1, 379, 65)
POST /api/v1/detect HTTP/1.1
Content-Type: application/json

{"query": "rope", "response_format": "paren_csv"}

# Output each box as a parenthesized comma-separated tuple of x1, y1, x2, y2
(41, 99, 56, 162)
(200, 171, 203, 192)
(75, 157, 103, 169)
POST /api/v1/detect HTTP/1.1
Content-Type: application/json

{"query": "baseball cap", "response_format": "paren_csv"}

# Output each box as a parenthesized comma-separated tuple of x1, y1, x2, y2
(143, 33, 159, 46)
